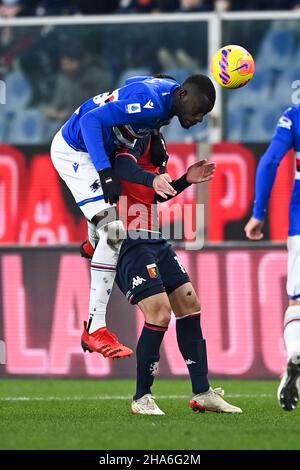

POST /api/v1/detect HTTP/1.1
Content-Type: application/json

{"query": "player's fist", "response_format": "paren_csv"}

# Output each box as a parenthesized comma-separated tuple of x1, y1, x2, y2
(153, 173, 177, 199)
(244, 217, 264, 241)
(98, 168, 121, 205)
(186, 159, 216, 184)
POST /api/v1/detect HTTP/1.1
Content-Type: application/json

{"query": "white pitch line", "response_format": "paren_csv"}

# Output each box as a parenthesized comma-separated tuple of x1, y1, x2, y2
(0, 393, 273, 401)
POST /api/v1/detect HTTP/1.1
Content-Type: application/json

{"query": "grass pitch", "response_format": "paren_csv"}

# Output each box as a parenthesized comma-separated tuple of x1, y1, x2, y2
(0, 379, 299, 450)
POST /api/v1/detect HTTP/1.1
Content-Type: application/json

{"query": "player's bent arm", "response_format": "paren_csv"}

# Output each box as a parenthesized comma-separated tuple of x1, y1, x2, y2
(252, 138, 291, 220)
(114, 154, 156, 187)
(156, 174, 191, 202)
(114, 155, 176, 198)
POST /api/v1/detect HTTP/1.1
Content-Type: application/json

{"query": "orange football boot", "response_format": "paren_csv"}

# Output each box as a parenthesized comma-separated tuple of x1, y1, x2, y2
(81, 321, 133, 359)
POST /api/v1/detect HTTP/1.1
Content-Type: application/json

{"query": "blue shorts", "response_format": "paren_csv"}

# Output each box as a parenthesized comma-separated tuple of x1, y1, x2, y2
(115, 235, 190, 304)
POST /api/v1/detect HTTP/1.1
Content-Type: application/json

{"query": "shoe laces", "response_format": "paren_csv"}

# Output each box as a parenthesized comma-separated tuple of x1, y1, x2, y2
(211, 387, 225, 398)
(142, 394, 156, 409)
(94, 328, 120, 345)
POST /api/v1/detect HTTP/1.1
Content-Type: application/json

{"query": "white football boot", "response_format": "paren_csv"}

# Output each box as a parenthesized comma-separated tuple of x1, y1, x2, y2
(277, 353, 300, 411)
(131, 394, 165, 415)
(190, 387, 242, 414)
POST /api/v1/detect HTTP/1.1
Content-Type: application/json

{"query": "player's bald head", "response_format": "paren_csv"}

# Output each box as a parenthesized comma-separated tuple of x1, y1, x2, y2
(173, 74, 216, 129)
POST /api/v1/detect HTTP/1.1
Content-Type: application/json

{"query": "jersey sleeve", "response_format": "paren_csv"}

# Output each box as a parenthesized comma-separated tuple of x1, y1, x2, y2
(271, 106, 296, 147)
(79, 94, 162, 171)
(252, 107, 296, 220)
(113, 135, 154, 186)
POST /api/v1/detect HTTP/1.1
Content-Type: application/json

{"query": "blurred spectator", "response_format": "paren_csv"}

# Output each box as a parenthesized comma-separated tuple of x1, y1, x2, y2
(43, 45, 110, 124)
(213, 0, 300, 10)
(119, 0, 159, 13)
(178, 0, 213, 12)
(0, 0, 79, 17)
(34, 1, 79, 16)
(0, 0, 24, 17)
(78, 0, 120, 14)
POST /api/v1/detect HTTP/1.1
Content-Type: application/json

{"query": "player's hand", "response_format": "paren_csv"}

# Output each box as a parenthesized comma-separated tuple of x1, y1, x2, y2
(244, 217, 264, 240)
(98, 168, 121, 205)
(186, 160, 216, 184)
(153, 173, 177, 199)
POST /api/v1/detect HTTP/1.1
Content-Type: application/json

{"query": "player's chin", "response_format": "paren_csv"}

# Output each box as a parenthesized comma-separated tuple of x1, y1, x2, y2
(179, 119, 191, 129)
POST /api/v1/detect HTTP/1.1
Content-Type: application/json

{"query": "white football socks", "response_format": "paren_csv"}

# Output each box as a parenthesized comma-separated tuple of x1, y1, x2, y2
(283, 305, 300, 360)
(88, 225, 120, 333)
(87, 220, 99, 249)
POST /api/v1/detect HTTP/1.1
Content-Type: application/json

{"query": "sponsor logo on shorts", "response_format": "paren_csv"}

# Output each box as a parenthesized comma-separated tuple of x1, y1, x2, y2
(132, 276, 146, 289)
(146, 263, 158, 279)
(72, 162, 79, 173)
(126, 103, 141, 114)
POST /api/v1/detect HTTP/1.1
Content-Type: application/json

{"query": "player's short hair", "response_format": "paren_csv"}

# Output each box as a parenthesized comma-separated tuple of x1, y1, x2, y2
(182, 74, 216, 108)
(153, 73, 176, 81)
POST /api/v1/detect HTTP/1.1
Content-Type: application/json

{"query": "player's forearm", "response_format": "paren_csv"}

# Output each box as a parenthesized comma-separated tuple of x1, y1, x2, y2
(156, 174, 191, 202)
(252, 140, 288, 220)
(114, 156, 155, 187)
(80, 112, 111, 171)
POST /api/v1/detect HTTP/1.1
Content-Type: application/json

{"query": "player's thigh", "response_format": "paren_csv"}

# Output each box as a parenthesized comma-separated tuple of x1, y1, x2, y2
(157, 244, 190, 298)
(115, 241, 166, 306)
(168, 282, 201, 317)
(137, 292, 172, 327)
(287, 235, 300, 303)
(51, 130, 111, 220)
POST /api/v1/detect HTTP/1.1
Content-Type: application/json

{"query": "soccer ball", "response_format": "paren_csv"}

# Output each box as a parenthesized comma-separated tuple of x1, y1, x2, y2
(211, 45, 255, 89)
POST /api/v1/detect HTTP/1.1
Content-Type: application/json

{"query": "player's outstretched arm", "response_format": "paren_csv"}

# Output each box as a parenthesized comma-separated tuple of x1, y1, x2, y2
(186, 160, 216, 184)
(156, 160, 216, 203)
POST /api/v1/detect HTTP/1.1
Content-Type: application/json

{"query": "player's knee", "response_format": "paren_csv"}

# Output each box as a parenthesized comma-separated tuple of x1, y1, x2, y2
(106, 220, 126, 248)
(145, 304, 171, 327)
(180, 290, 201, 313)
(155, 307, 172, 327)
(95, 218, 126, 250)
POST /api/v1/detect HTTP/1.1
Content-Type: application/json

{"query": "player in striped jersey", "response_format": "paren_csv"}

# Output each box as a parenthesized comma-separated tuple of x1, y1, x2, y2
(245, 105, 300, 411)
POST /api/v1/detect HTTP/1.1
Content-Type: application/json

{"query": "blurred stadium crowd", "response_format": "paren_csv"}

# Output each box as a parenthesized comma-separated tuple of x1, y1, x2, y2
(0, 0, 300, 17)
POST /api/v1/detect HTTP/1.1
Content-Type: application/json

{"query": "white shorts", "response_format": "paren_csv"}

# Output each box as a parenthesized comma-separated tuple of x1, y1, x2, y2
(287, 235, 300, 300)
(50, 130, 111, 221)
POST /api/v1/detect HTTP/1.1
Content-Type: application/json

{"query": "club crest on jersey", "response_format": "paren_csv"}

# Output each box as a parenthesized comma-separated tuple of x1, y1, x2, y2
(147, 263, 158, 279)
(126, 103, 141, 114)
